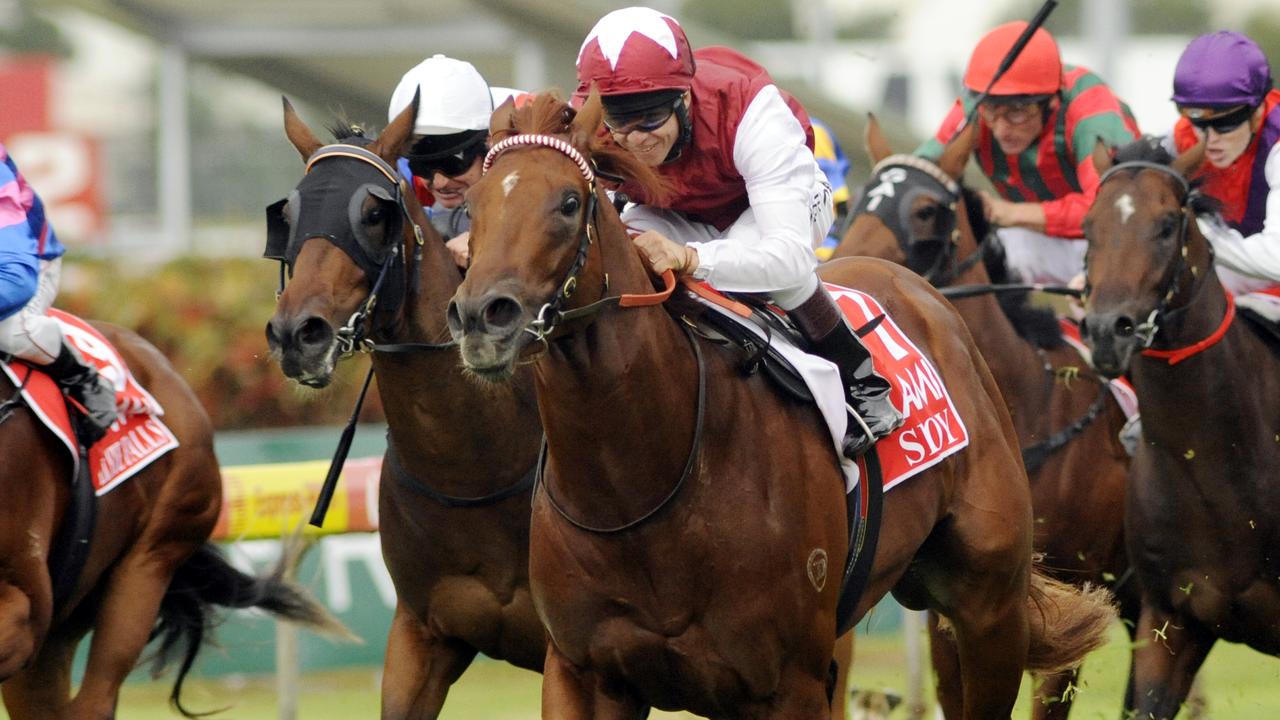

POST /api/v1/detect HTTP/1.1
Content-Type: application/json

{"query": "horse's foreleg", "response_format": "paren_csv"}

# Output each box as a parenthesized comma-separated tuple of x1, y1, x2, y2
(1130, 605, 1215, 720)
(0, 629, 77, 720)
(926, 611, 963, 720)
(0, 581, 47, 683)
(65, 549, 184, 720)
(950, 589, 1028, 720)
(829, 630, 854, 720)
(541, 643, 647, 720)
(380, 602, 478, 720)
(1030, 667, 1079, 720)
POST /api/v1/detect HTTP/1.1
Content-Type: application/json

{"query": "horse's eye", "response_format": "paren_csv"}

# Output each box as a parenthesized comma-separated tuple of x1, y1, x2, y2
(1156, 215, 1178, 240)
(914, 205, 937, 222)
(560, 195, 581, 216)
(364, 206, 385, 226)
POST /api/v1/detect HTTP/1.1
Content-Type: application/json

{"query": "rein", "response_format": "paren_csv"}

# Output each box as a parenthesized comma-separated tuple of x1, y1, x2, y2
(536, 322, 706, 534)
(1094, 160, 1231, 361)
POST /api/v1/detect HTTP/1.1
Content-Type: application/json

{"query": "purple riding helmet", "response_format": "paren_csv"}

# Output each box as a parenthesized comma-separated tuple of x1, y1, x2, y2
(1172, 31, 1273, 109)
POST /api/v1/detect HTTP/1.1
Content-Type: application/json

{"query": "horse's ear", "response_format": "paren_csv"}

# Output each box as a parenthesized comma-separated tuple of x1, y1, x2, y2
(490, 95, 517, 143)
(1091, 138, 1114, 176)
(936, 121, 976, 181)
(1171, 137, 1207, 178)
(282, 96, 323, 162)
(570, 86, 604, 154)
(864, 113, 892, 164)
(375, 88, 419, 164)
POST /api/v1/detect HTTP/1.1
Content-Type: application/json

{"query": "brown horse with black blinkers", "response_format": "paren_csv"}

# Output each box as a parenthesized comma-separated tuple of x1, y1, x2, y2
(1083, 137, 1280, 720)
(264, 96, 548, 719)
(0, 322, 340, 719)
(835, 117, 1137, 719)
(447, 90, 1116, 720)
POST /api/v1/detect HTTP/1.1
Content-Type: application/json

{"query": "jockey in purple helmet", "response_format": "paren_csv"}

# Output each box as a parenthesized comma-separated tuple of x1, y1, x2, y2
(1169, 31, 1280, 294)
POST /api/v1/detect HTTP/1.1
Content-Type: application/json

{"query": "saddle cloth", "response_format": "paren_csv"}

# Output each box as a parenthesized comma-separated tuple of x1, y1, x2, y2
(692, 281, 969, 492)
(0, 310, 179, 496)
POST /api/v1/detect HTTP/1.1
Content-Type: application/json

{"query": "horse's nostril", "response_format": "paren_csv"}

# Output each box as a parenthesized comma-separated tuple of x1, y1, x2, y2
(296, 316, 333, 349)
(1113, 316, 1135, 338)
(483, 297, 523, 331)
(446, 300, 464, 335)
(265, 321, 280, 350)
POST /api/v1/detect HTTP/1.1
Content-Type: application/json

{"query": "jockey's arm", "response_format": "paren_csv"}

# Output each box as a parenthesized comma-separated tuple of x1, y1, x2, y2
(0, 163, 41, 318)
(1197, 142, 1280, 284)
(686, 86, 823, 303)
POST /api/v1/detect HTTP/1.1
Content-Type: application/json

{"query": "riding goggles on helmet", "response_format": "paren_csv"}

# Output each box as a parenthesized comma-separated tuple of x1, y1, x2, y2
(1181, 103, 1256, 134)
(403, 131, 486, 179)
(603, 98, 682, 136)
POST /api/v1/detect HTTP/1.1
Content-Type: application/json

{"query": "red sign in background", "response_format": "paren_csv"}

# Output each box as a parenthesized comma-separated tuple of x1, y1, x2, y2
(0, 56, 104, 243)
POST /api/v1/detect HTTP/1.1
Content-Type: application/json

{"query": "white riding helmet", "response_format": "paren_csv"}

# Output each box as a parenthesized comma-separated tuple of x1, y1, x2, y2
(388, 54, 494, 135)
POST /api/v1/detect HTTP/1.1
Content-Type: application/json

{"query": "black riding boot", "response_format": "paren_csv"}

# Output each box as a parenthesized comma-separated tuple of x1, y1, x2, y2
(790, 285, 903, 457)
(43, 341, 117, 446)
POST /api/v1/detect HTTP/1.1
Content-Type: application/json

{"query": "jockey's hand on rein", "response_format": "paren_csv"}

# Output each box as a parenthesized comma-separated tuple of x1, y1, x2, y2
(633, 230, 699, 275)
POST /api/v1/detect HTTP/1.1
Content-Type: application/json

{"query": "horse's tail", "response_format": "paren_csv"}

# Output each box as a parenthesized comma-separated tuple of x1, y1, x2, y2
(149, 539, 354, 718)
(1024, 568, 1116, 673)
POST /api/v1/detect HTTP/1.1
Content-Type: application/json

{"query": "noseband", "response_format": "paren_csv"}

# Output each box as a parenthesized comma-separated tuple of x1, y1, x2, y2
(1093, 161, 1200, 349)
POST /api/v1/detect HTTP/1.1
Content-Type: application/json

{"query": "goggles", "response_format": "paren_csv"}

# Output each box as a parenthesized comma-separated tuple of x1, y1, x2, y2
(1182, 103, 1256, 135)
(404, 135, 485, 179)
(603, 98, 681, 136)
(977, 100, 1045, 126)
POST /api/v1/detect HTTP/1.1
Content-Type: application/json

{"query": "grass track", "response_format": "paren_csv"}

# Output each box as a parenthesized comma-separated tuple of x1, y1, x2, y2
(29, 624, 1280, 719)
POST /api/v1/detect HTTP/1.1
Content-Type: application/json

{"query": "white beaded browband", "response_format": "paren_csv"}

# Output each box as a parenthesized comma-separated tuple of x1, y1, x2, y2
(872, 153, 961, 196)
(483, 134, 596, 183)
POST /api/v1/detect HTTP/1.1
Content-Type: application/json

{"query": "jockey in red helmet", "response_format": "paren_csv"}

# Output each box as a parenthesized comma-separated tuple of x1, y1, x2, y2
(918, 21, 1140, 285)
(388, 54, 531, 268)
(576, 6, 901, 456)
(1169, 31, 1280, 295)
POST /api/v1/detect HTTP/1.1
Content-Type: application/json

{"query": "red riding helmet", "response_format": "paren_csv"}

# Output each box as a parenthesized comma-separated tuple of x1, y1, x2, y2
(575, 6, 696, 99)
(963, 21, 1064, 97)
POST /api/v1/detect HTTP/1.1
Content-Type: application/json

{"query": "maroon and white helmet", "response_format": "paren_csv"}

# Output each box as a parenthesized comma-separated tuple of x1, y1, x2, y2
(575, 6, 695, 99)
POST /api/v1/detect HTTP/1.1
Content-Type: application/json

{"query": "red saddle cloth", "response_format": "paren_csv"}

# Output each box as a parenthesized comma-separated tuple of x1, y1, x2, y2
(0, 310, 179, 496)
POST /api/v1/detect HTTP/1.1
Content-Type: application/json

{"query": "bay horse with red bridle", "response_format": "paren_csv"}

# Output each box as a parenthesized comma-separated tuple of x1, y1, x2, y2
(447, 90, 1115, 720)
(1083, 137, 1280, 719)
(264, 96, 548, 718)
(0, 322, 339, 719)
(834, 117, 1136, 719)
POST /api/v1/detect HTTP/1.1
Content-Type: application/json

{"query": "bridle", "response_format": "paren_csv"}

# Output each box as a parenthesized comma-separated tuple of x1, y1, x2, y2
(481, 134, 677, 345)
(856, 154, 990, 286)
(1092, 160, 1204, 350)
(265, 143, 455, 357)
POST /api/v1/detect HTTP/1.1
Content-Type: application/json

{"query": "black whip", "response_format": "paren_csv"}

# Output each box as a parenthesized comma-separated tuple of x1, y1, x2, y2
(941, 282, 1082, 300)
(310, 364, 375, 527)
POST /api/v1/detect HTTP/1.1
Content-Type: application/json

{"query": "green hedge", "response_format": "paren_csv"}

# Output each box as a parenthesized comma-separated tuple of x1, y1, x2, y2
(57, 257, 385, 430)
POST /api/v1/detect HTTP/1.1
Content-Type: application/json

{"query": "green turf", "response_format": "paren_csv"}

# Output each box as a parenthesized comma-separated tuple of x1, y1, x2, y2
(27, 624, 1280, 718)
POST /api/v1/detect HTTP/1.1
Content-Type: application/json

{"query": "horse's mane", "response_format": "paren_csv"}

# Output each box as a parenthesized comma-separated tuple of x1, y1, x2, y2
(1110, 135, 1220, 216)
(501, 92, 669, 203)
(325, 118, 371, 145)
(958, 186, 1064, 350)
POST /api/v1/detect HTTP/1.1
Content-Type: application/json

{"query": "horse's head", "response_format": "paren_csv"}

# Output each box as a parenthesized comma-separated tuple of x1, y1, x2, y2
(445, 90, 664, 381)
(1081, 137, 1209, 377)
(838, 116, 987, 285)
(264, 95, 434, 387)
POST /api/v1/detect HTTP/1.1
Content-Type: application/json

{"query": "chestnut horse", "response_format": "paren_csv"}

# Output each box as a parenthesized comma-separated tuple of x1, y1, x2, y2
(0, 323, 339, 719)
(834, 118, 1136, 719)
(1083, 138, 1280, 719)
(447, 91, 1115, 720)
(264, 98, 549, 718)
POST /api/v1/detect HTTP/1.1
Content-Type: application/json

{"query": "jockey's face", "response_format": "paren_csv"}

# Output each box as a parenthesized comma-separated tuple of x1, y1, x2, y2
(979, 99, 1046, 155)
(1191, 104, 1265, 168)
(427, 158, 483, 208)
(610, 91, 688, 167)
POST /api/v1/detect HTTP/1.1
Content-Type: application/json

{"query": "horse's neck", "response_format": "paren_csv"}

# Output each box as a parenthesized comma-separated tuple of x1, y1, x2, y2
(948, 248, 1045, 400)
(536, 237, 700, 510)
(377, 238, 536, 477)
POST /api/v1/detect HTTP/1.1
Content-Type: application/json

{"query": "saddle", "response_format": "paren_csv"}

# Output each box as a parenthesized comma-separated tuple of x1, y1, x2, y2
(681, 289, 883, 637)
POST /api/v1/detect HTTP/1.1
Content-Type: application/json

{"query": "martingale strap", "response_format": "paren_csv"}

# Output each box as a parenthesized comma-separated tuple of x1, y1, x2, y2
(1141, 287, 1236, 365)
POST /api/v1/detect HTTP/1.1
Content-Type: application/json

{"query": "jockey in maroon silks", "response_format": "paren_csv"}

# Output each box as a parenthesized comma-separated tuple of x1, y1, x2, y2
(919, 22, 1141, 286)
(574, 6, 901, 456)
(1170, 31, 1280, 296)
